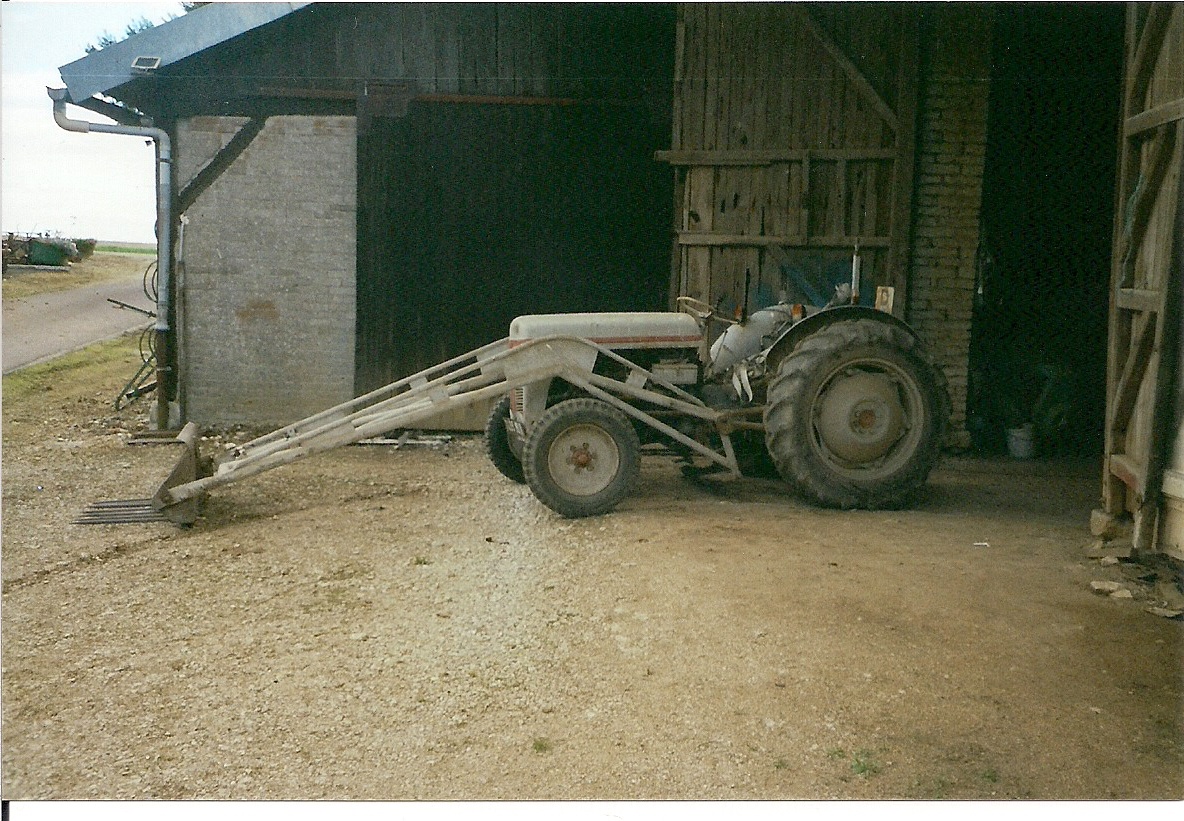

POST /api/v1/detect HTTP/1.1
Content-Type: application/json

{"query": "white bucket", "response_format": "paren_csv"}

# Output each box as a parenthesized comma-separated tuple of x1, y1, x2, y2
(1006, 423, 1034, 459)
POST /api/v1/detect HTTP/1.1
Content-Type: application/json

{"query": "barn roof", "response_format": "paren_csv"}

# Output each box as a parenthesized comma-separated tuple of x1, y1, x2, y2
(57, 2, 310, 103)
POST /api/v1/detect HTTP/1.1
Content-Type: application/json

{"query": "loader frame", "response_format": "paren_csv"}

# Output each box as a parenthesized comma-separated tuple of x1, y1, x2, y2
(78, 334, 745, 525)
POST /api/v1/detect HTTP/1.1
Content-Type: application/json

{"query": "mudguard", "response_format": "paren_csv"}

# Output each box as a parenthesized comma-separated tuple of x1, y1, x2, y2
(764, 305, 923, 374)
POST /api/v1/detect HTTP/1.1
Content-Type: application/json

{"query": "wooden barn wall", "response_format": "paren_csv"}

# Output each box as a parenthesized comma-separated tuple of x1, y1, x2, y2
(664, 3, 917, 318)
(134, 3, 673, 117)
(346, 3, 676, 398)
(1103, 3, 1184, 557)
(356, 100, 673, 396)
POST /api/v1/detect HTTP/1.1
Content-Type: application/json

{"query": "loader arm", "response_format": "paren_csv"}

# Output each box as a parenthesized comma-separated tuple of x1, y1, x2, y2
(77, 335, 740, 525)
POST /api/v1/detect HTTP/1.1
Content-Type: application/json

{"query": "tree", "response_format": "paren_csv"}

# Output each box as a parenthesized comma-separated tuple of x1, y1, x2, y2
(84, 4, 194, 54)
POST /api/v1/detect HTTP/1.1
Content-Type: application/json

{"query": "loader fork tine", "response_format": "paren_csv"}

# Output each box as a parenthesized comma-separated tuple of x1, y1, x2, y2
(74, 422, 201, 526)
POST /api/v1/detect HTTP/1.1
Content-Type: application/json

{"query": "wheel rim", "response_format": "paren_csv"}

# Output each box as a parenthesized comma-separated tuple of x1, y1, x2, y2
(810, 358, 924, 480)
(546, 423, 621, 497)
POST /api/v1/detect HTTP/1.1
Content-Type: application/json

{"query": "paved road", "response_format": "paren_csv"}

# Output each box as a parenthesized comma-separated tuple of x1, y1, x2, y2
(2, 279, 156, 374)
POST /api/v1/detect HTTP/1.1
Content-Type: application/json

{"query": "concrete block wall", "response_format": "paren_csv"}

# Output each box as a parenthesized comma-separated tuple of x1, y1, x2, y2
(907, 10, 993, 448)
(175, 116, 357, 426)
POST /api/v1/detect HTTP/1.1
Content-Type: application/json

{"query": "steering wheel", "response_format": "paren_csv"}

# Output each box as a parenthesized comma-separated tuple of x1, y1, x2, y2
(677, 296, 737, 325)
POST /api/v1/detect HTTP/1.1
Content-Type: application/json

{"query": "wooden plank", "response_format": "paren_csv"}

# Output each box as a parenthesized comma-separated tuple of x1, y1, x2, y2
(794, 15, 813, 149)
(837, 158, 849, 236)
(686, 247, 711, 302)
(1104, 4, 1146, 514)
(1120, 124, 1179, 284)
(686, 165, 715, 233)
(1109, 453, 1146, 499)
(434, 3, 459, 95)
(682, 163, 715, 302)
(1138, 110, 1184, 552)
(669, 166, 686, 309)
(655, 148, 897, 166)
(1126, 97, 1184, 136)
(680, 3, 706, 150)
(475, 4, 500, 96)
(401, 3, 433, 91)
(719, 3, 737, 151)
(176, 118, 266, 213)
(671, 7, 686, 150)
(771, 162, 791, 239)
(801, 154, 812, 239)
(795, 5, 898, 133)
(1116, 287, 1163, 312)
(752, 2, 773, 152)
(703, 3, 721, 151)
(808, 160, 835, 237)
(776, 6, 796, 147)
(1125, 3, 1174, 117)
(495, 4, 516, 97)
(678, 232, 890, 248)
(1108, 312, 1159, 440)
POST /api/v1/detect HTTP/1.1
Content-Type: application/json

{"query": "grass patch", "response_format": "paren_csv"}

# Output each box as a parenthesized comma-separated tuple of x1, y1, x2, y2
(412, 556, 432, 566)
(921, 776, 952, 799)
(3, 334, 142, 404)
(95, 243, 156, 255)
(3, 251, 153, 299)
(531, 737, 553, 754)
(825, 747, 881, 779)
(850, 750, 880, 777)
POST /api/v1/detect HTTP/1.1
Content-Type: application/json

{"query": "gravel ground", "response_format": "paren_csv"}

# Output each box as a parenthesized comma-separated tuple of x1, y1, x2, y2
(2, 341, 1182, 800)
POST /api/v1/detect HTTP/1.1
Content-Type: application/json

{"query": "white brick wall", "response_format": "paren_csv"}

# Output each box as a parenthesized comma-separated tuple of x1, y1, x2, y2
(175, 116, 357, 426)
(908, 15, 993, 447)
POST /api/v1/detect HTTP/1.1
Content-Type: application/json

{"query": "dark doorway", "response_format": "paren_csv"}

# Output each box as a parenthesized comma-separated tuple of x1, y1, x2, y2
(968, 3, 1125, 456)
(355, 96, 673, 394)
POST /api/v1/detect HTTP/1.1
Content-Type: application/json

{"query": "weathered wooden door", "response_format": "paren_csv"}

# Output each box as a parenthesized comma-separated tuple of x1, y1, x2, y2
(1102, 3, 1184, 557)
(659, 3, 918, 317)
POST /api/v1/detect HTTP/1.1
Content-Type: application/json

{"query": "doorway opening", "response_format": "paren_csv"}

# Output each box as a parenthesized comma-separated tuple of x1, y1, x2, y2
(968, 4, 1124, 456)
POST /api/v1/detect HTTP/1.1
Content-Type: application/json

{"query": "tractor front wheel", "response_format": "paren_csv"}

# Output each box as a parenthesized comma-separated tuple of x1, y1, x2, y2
(764, 319, 949, 509)
(522, 398, 640, 518)
(485, 396, 525, 483)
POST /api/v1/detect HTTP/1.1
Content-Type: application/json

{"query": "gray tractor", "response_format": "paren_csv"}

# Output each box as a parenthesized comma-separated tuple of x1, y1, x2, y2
(483, 291, 950, 518)
(80, 281, 949, 525)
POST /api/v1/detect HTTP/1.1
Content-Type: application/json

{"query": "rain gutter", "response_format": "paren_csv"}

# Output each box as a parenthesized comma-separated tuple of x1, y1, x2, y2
(48, 87, 174, 428)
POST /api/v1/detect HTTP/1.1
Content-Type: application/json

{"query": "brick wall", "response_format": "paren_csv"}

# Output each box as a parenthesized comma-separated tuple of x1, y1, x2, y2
(907, 10, 993, 448)
(175, 116, 357, 426)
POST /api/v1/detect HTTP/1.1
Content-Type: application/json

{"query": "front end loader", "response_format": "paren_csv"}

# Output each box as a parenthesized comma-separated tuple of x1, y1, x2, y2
(78, 283, 949, 525)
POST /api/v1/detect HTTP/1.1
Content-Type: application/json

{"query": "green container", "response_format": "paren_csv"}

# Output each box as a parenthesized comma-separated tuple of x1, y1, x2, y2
(27, 239, 71, 267)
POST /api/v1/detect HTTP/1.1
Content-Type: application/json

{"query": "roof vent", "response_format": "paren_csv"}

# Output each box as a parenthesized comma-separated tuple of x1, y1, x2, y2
(130, 56, 161, 74)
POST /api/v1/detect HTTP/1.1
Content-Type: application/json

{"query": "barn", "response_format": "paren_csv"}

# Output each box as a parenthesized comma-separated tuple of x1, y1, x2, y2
(52, 2, 1182, 556)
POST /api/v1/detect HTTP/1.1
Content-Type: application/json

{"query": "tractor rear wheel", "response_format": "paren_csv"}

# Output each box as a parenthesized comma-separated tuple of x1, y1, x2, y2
(764, 319, 949, 509)
(522, 398, 640, 518)
(485, 396, 525, 483)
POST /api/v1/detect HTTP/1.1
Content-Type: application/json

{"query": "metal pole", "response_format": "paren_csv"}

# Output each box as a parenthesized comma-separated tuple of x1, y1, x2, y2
(48, 87, 174, 428)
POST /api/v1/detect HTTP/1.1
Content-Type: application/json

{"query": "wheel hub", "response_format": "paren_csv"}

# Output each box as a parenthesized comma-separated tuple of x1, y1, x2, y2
(816, 372, 906, 464)
(567, 443, 596, 471)
(547, 423, 620, 496)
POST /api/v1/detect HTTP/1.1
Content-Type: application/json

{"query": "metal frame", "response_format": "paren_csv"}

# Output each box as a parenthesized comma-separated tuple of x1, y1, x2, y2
(119, 334, 742, 522)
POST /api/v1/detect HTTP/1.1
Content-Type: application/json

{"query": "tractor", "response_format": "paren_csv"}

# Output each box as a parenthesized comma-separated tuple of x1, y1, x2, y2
(78, 278, 949, 525)
(482, 290, 949, 518)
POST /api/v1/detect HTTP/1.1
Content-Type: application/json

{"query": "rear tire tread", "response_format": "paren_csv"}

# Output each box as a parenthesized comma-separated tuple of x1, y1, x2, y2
(765, 320, 950, 509)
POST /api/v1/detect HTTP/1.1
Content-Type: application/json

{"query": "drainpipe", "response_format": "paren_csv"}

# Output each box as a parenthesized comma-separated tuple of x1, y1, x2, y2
(48, 87, 174, 429)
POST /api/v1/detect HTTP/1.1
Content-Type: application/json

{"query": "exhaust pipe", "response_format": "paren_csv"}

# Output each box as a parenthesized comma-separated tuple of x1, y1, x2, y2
(48, 87, 175, 429)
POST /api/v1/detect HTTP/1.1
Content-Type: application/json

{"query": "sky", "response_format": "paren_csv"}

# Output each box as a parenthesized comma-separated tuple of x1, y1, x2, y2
(2, 0, 186, 244)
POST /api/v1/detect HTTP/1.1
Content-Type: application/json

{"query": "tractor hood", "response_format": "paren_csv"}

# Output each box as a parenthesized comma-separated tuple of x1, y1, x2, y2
(509, 312, 702, 349)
